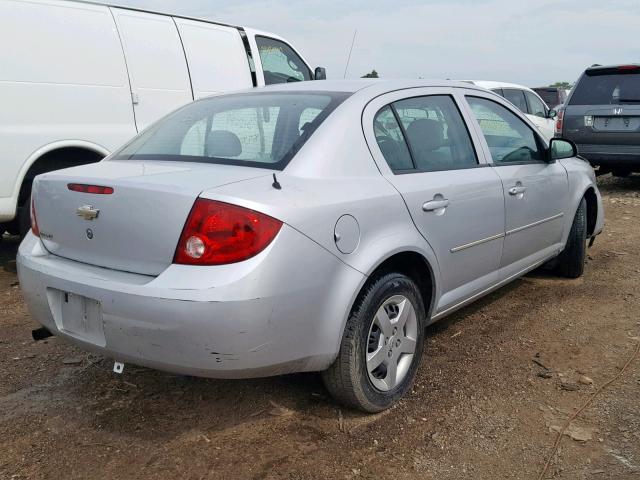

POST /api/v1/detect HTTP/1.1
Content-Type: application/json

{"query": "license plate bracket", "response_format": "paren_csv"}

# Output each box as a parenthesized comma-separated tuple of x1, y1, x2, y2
(47, 289, 105, 346)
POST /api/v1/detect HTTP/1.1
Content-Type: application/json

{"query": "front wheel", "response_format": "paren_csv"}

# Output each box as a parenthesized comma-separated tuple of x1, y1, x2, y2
(322, 273, 426, 412)
(556, 198, 587, 278)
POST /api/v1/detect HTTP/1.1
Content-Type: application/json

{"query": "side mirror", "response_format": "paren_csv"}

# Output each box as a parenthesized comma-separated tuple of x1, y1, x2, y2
(547, 109, 557, 119)
(314, 67, 327, 80)
(549, 138, 577, 161)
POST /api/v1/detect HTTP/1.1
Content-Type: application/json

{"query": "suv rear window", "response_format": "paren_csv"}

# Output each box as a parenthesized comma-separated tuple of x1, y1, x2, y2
(570, 71, 640, 105)
(112, 92, 349, 170)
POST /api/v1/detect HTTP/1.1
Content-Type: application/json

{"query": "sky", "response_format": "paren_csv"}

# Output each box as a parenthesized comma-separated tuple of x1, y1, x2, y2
(101, 0, 639, 87)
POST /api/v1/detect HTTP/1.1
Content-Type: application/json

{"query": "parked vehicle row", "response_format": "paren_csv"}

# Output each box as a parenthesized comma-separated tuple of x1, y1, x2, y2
(18, 80, 604, 412)
(0, 0, 325, 238)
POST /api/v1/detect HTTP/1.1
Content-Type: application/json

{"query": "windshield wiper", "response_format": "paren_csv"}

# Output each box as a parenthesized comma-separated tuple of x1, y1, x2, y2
(618, 98, 640, 103)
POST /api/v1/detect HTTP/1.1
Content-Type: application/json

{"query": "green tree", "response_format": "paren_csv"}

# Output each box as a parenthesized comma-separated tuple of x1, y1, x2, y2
(362, 70, 379, 78)
(550, 81, 572, 89)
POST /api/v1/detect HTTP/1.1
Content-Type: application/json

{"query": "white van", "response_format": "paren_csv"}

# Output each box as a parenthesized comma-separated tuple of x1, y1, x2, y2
(0, 0, 325, 236)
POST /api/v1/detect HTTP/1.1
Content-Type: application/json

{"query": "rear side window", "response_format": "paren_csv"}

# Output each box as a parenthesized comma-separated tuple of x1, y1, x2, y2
(374, 95, 478, 173)
(524, 91, 547, 118)
(502, 89, 528, 113)
(256, 36, 312, 84)
(112, 92, 349, 170)
(467, 96, 544, 165)
(570, 71, 640, 105)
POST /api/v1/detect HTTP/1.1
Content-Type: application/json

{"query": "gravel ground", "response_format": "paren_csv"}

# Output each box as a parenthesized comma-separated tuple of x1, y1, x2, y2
(1, 175, 639, 480)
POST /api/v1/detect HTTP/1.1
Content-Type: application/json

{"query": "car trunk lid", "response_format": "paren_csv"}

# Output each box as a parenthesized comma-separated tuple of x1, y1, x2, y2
(33, 161, 270, 276)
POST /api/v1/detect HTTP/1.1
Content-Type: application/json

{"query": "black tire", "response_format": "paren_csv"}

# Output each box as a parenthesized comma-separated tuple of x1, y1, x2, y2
(556, 198, 587, 278)
(322, 273, 426, 412)
(17, 200, 31, 238)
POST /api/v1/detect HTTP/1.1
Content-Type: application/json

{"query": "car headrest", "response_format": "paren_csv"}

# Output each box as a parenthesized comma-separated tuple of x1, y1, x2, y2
(206, 130, 242, 157)
(405, 119, 444, 151)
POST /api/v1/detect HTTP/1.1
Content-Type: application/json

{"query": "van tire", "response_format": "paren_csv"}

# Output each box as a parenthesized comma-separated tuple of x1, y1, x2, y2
(17, 200, 31, 238)
(322, 273, 425, 412)
(556, 198, 587, 278)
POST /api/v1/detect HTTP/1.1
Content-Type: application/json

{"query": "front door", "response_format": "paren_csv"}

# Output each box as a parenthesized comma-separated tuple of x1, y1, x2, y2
(465, 95, 569, 274)
(365, 90, 505, 313)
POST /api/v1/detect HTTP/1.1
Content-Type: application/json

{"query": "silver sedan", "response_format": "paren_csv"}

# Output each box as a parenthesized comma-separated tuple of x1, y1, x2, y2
(18, 80, 604, 412)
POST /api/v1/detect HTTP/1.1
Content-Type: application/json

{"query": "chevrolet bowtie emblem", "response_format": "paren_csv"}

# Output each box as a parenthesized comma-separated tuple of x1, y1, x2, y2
(77, 205, 100, 221)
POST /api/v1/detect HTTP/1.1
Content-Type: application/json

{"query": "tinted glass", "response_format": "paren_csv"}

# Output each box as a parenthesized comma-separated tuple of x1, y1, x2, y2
(467, 96, 544, 165)
(525, 91, 547, 118)
(374, 106, 413, 171)
(113, 92, 348, 170)
(256, 36, 312, 84)
(392, 95, 478, 172)
(503, 89, 528, 113)
(570, 72, 640, 105)
(534, 88, 558, 107)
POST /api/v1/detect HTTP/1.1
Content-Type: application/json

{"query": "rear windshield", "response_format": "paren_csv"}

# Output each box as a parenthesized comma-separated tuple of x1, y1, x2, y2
(112, 92, 350, 169)
(570, 72, 640, 105)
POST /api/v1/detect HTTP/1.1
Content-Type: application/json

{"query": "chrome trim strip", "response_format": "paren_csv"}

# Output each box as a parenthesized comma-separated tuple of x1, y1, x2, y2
(450, 232, 505, 253)
(506, 213, 564, 236)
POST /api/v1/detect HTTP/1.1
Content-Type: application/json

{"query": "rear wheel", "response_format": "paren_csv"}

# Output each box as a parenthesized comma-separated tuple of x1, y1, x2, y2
(556, 198, 587, 278)
(322, 273, 426, 412)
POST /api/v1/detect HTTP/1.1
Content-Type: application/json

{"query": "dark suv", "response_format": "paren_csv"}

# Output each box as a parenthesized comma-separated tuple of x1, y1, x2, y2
(558, 64, 640, 176)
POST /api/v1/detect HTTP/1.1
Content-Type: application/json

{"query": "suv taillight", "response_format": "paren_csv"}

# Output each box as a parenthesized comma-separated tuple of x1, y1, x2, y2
(31, 196, 40, 237)
(555, 109, 564, 136)
(174, 199, 282, 266)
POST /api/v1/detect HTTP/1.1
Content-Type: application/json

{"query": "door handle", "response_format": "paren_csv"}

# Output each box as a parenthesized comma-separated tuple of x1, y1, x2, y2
(508, 186, 526, 196)
(422, 198, 450, 211)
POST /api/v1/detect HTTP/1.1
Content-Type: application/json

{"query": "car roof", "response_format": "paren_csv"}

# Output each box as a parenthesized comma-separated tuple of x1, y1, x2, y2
(259, 78, 487, 94)
(466, 80, 536, 92)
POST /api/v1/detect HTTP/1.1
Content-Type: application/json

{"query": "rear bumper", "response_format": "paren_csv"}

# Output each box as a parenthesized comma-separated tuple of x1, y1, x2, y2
(17, 228, 365, 379)
(575, 144, 640, 169)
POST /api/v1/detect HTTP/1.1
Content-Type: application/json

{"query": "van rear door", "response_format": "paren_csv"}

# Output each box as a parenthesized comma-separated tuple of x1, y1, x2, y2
(173, 19, 253, 99)
(111, 8, 193, 131)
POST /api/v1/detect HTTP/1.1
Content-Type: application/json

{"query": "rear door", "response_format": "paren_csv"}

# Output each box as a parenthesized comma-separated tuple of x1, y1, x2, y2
(363, 88, 505, 313)
(464, 93, 568, 275)
(173, 18, 252, 99)
(111, 8, 193, 131)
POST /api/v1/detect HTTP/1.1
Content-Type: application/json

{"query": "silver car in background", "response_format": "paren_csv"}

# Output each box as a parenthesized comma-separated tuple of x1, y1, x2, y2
(18, 80, 604, 412)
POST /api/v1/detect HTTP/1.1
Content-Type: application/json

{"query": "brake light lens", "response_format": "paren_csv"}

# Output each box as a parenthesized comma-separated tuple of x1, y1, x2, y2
(31, 196, 40, 237)
(68, 183, 114, 194)
(555, 109, 564, 135)
(174, 199, 283, 265)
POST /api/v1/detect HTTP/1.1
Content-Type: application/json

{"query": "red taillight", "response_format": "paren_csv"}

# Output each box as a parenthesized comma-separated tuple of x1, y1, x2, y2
(618, 65, 639, 71)
(555, 109, 564, 135)
(30, 196, 40, 237)
(174, 199, 283, 266)
(68, 183, 114, 195)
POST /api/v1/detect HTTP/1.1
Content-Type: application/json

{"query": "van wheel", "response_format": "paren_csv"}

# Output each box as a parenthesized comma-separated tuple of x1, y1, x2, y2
(17, 200, 31, 238)
(322, 273, 425, 412)
(556, 198, 587, 278)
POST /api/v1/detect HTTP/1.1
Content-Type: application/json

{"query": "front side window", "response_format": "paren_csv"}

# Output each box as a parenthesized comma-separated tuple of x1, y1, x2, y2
(467, 96, 544, 165)
(113, 92, 348, 170)
(256, 36, 311, 84)
(502, 88, 528, 113)
(525, 91, 547, 118)
(374, 95, 478, 173)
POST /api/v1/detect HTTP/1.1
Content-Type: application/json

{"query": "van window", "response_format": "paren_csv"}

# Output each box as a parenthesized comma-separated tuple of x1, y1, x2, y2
(502, 89, 528, 113)
(524, 91, 547, 118)
(256, 36, 311, 84)
(113, 92, 349, 170)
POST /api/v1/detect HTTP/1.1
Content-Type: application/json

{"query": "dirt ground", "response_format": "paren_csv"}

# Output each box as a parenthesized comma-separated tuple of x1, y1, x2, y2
(1, 175, 639, 480)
